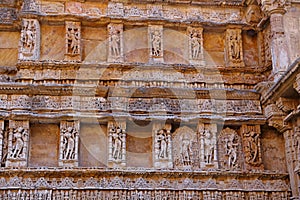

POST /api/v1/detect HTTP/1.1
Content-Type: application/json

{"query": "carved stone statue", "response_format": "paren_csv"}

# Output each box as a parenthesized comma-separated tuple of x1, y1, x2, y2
(226, 29, 243, 66)
(62, 126, 77, 160)
(19, 19, 40, 60)
(10, 127, 27, 159)
(65, 21, 81, 61)
(108, 24, 123, 62)
(157, 129, 168, 159)
(218, 127, 241, 170)
(108, 121, 126, 167)
(59, 121, 79, 167)
(244, 131, 259, 164)
(149, 25, 163, 62)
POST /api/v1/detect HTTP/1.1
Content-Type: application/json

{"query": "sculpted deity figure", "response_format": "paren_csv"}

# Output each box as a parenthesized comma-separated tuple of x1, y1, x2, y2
(62, 126, 77, 160)
(225, 133, 238, 168)
(244, 131, 259, 164)
(67, 27, 80, 55)
(151, 30, 162, 57)
(157, 129, 168, 159)
(112, 127, 124, 160)
(11, 127, 27, 159)
(181, 135, 191, 166)
(204, 130, 214, 164)
(191, 32, 201, 59)
(21, 20, 35, 54)
(111, 30, 121, 57)
(230, 31, 240, 60)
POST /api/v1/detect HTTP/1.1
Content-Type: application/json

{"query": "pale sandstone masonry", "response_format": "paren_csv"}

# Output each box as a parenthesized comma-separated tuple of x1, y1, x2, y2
(0, 0, 299, 199)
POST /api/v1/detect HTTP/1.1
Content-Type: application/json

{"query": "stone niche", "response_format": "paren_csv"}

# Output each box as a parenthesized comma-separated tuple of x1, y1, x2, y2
(82, 25, 107, 63)
(29, 123, 59, 167)
(41, 25, 65, 61)
(164, 28, 188, 65)
(203, 30, 225, 66)
(261, 126, 287, 172)
(124, 26, 149, 63)
(79, 123, 107, 167)
(242, 30, 259, 67)
(126, 121, 153, 168)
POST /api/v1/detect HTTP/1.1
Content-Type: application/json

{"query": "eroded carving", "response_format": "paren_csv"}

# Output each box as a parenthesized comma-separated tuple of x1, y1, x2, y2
(19, 19, 40, 60)
(59, 121, 79, 167)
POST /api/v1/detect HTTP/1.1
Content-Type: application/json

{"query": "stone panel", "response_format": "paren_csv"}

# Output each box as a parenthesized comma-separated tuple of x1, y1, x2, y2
(29, 123, 59, 167)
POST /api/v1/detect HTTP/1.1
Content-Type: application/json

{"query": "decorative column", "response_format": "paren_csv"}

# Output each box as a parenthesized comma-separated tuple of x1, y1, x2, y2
(59, 120, 80, 167)
(241, 124, 264, 170)
(187, 27, 204, 65)
(18, 19, 40, 60)
(153, 122, 173, 169)
(107, 121, 126, 168)
(261, 0, 289, 81)
(108, 23, 124, 62)
(225, 28, 244, 67)
(65, 21, 81, 61)
(6, 120, 29, 167)
(198, 122, 218, 169)
(149, 25, 163, 63)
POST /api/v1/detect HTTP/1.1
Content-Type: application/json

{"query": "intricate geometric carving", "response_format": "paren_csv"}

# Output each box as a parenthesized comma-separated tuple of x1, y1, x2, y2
(225, 29, 244, 66)
(59, 121, 80, 167)
(153, 123, 173, 169)
(22, 0, 39, 13)
(108, 121, 126, 168)
(0, 8, 17, 24)
(108, 23, 123, 62)
(6, 120, 29, 167)
(218, 127, 242, 170)
(65, 21, 81, 61)
(149, 25, 163, 63)
(188, 27, 204, 65)
(107, 2, 124, 17)
(172, 126, 198, 169)
(241, 125, 263, 170)
(19, 19, 40, 61)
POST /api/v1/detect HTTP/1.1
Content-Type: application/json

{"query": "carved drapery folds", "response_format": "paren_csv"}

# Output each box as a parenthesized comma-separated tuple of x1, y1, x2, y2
(59, 121, 79, 167)
(19, 19, 40, 61)
(6, 120, 29, 167)
(108, 23, 123, 62)
(218, 127, 242, 170)
(241, 125, 263, 170)
(153, 123, 173, 168)
(225, 28, 244, 66)
(149, 25, 163, 63)
(65, 21, 81, 61)
(172, 126, 198, 169)
(188, 27, 204, 65)
(108, 121, 126, 167)
(198, 123, 218, 169)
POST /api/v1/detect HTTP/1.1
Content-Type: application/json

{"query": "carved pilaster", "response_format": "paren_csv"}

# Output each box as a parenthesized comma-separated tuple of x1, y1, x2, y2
(187, 27, 204, 65)
(198, 122, 218, 169)
(241, 125, 263, 170)
(6, 120, 29, 167)
(108, 121, 126, 168)
(149, 25, 163, 63)
(59, 120, 80, 167)
(18, 19, 40, 61)
(225, 28, 244, 67)
(65, 21, 81, 61)
(108, 23, 124, 63)
(153, 122, 173, 169)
